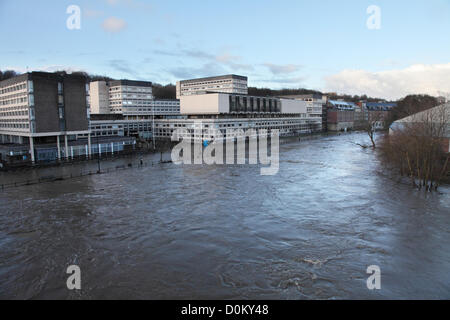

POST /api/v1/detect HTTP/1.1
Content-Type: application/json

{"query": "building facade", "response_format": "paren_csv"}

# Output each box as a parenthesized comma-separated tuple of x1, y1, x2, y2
(354, 102, 397, 130)
(90, 80, 180, 117)
(90, 92, 323, 141)
(176, 75, 248, 99)
(278, 94, 327, 132)
(327, 100, 356, 132)
(0, 72, 90, 163)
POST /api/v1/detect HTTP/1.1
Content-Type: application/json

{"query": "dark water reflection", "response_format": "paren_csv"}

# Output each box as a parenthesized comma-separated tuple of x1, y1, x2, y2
(0, 133, 449, 299)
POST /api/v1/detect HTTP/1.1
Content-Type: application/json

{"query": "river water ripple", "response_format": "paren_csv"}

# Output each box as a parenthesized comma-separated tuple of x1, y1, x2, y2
(0, 133, 449, 299)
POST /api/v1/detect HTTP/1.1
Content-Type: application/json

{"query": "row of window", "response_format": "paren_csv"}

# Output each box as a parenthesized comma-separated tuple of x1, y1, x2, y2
(0, 110, 29, 117)
(181, 79, 233, 86)
(230, 96, 280, 113)
(0, 83, 27, 95)
(0, 96, 28, 106)
(0, 123, 30, 129)
(109, 86, 152, 94)
(110, 94, 153, 99)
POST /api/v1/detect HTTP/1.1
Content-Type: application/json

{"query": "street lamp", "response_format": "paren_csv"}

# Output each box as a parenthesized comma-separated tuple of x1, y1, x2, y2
(96, 134, 101, 174)
(152, 101, 156, 150)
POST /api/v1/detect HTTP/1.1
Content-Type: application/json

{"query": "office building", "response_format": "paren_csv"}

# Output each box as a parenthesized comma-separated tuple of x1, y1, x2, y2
(90, 80, 180, 117)
(176, 75, 248, 99)
(0, 72, 90, 163)
(278, 94, 327, 132)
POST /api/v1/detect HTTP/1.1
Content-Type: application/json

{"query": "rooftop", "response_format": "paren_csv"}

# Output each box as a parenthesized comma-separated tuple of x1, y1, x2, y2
(179, 74, 248, 84)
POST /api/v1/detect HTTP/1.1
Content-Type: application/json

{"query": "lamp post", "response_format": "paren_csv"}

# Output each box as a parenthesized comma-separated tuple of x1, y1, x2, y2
(96, 134, 101, 174)
(152, 102, 156, 151)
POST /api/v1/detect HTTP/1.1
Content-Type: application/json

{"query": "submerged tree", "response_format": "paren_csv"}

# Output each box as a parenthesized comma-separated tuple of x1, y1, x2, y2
(379, 104, 449, 191)
(362, 111, 386, 148)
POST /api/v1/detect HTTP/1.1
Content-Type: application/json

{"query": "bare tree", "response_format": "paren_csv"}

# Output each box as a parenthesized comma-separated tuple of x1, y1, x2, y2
(379, 104, 449, 191)
(356, 110, 386, 149)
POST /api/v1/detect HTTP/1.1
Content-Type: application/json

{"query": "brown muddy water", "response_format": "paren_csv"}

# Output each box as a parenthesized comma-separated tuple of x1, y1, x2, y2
(0, 132, 449, 299)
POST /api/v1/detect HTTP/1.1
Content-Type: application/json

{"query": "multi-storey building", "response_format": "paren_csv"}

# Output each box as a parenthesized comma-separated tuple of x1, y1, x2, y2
(354, 102, 397, 130)
(108, 80, 154, 115)
(278, 94, 327, 132)
(90, 92, 323, 140)
(327, 100, 356, 132)
(176, 75, 248, 99)
(90, 80, 180, 117)
(170, 92, 322, 139)
(0, 72, 91, 163)
(89, 81, 110, 114)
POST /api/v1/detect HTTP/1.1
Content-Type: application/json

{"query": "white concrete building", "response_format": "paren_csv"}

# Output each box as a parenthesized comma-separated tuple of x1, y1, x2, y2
(89, 81, 110, 114)
(90, 80, 180, 117)
(90, 79, 322, 143)
(176, 75, 248, 99)
(180, 93, 310, 115)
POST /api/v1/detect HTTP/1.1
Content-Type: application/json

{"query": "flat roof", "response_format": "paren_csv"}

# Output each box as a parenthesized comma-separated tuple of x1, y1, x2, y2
(278, 94, 323, 100)
(0, 71, 87, 87)
(109, 80, 152, 87)
(179, 74, 248, 84)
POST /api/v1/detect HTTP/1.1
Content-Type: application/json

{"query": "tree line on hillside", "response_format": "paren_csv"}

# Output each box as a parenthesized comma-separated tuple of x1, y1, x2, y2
(0, 70, 443, 114)
(0, 70, 20, 81)
(385, 94, 440, 127)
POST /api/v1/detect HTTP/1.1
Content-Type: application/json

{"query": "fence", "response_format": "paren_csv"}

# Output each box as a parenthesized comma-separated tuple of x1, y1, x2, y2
(0, 159, 171, 191)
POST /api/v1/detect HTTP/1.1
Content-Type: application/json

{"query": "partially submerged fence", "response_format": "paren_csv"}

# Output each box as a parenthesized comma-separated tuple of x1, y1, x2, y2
(0, 159, 171, 191)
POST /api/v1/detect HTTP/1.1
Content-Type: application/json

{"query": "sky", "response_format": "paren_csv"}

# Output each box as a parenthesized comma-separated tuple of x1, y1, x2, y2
(0, 0, 449, 100)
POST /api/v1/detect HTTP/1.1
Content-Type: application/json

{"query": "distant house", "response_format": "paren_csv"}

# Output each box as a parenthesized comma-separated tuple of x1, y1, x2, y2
(365, 102, 397, 111)
(354, 102, 397, 131)
(327, 100, 355, 131)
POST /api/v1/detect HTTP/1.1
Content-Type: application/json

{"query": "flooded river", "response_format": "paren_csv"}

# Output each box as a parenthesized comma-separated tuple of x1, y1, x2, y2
(0, 132, 449, 299)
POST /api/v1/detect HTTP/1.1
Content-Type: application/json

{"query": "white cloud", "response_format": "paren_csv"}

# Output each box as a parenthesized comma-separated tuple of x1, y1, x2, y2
(324, 63, 450, 100)
(102, 17, 127, 33)
(263, 63, 302, 75)
(255, 76, 307, 85)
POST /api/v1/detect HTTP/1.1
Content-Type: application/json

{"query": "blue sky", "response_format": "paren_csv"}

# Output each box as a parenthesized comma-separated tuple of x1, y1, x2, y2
(0, 0, 449, 99)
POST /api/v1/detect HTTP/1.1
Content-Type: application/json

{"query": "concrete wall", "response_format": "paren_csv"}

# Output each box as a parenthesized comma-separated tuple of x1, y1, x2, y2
(33, 75, 60, 133)
(280, 99, 307, 114)
(64, 76, 88, 132)
(180, 93, 229, 114)
(32, 73, 88, 134)
(90, 81, 109, 114)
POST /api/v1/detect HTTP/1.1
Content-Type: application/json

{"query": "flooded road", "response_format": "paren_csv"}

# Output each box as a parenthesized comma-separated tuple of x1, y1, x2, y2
(0, 132, 449, 299)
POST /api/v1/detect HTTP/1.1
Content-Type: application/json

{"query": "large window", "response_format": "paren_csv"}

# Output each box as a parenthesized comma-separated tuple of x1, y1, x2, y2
(59, 107, 65, 120)
(29, 94, 34, 107)
(229, 96, 236, 112)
